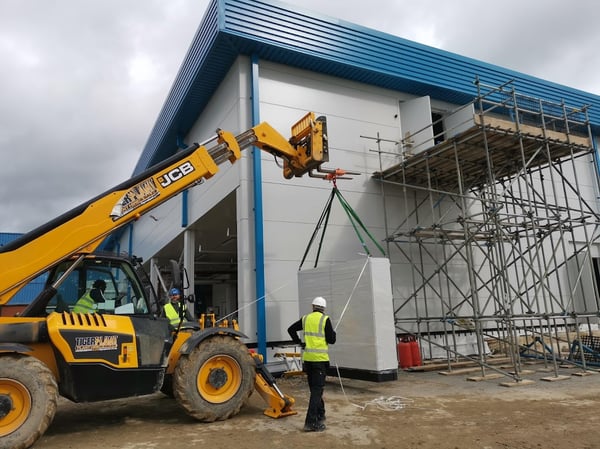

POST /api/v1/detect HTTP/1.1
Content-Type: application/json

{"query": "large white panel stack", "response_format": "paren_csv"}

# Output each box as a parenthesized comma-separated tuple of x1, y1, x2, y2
(298, 257, 398, 381)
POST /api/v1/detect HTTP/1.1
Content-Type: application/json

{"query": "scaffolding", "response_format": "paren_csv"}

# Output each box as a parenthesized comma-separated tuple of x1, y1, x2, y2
(373, 79, 600, 382)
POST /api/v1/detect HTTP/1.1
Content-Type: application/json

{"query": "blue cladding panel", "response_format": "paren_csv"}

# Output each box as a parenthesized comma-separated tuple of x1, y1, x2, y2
(0, 233, 23, 246)
(0, 233, 46, 304)
(135, 0, 600, 174)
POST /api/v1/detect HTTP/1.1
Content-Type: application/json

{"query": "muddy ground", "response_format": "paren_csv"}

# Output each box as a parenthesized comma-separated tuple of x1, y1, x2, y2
(34, 362, 600, 449)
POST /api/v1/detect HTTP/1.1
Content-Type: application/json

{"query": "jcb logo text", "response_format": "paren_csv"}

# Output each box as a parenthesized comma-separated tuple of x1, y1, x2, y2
(158, 161, 195, 188)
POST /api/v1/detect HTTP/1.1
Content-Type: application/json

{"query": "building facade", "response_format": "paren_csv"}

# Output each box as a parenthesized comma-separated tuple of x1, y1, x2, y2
(121, 0, 600, 376)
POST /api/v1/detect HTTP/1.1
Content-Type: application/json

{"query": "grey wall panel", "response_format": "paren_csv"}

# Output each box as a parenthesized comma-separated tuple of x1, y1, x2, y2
(298, 257, 397, 375)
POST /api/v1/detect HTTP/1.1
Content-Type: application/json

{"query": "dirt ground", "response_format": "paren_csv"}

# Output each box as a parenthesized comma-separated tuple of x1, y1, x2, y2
(33, 362, 600, 449)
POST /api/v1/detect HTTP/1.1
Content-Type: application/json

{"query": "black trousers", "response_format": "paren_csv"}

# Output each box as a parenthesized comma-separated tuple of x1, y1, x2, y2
(303, 361, 328, 426)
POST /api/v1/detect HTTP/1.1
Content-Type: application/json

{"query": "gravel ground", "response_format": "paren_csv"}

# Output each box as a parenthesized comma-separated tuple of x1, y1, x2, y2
(33, 362, 600, 449)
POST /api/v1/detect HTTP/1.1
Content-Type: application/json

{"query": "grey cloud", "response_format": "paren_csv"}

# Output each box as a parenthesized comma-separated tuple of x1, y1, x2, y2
(1, 0, 597, 232)
(0, 0, 208, 232)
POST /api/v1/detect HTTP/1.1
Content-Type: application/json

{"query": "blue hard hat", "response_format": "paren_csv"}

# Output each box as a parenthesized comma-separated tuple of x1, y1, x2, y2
(169, 288, 181, 296)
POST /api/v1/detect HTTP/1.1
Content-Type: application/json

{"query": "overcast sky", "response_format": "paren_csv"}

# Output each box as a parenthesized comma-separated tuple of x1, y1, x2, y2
(2, 0, 599, 233)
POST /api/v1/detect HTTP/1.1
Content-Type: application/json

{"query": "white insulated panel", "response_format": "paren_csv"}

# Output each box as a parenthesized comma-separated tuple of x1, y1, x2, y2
(398, 96, 433, 156)
(298, 257, 397, 376)
(443, 103, 475, 139)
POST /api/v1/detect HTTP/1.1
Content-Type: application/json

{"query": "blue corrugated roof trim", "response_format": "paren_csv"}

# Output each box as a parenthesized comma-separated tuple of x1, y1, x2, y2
(134, 0, 600, 175)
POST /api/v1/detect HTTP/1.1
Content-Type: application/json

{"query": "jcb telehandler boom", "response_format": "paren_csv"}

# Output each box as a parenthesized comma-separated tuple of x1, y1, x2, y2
(0, 113, 330, 449)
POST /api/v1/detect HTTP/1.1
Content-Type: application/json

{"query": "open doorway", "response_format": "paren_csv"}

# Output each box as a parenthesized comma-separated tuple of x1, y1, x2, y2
(151, 190, 239, 321)
(192, 191, 238, 321)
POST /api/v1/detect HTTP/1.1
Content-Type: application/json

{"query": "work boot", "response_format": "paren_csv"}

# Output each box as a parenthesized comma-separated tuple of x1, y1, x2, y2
(317, 413, 326, 426)
(303, 423, 326, 432)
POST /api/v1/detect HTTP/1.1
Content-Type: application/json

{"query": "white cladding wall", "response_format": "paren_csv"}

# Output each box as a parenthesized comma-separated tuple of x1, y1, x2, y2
(255, 61, 413, 342)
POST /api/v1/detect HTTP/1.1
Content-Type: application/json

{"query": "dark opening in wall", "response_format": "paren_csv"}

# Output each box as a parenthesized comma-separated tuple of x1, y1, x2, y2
(432, 112, 445, 144)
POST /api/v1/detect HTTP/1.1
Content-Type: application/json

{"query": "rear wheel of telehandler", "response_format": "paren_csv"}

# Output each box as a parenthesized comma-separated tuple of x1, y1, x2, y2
(173, 335, 255, 422)
(0, 354, 58, 449)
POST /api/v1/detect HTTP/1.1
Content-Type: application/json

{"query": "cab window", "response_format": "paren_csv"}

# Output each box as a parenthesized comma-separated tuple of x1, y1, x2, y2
(47, 259, 150, 315)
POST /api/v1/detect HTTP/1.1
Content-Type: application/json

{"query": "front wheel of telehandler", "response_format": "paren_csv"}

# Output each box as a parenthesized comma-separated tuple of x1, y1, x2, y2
(173, 335, 255, 422)
(0, 354, 58, 449)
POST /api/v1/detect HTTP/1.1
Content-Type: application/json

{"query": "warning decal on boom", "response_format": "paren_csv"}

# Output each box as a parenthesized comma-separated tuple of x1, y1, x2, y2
(111, 177, 160, 220)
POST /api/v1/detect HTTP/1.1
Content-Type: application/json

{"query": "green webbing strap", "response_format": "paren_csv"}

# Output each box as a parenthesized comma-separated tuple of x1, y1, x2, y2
(333, 187, 386, 257)
(299, 188, 335, 270)
(299, 187, 386, 270)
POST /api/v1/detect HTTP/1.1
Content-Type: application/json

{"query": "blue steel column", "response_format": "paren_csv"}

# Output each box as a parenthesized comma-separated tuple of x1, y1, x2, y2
(251, 54, 267, 359)
(177, 136, 190, 228)
(127, 223, 133, 257)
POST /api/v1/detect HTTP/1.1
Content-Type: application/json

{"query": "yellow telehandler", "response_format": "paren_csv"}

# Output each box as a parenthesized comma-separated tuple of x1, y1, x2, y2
(0, 112, 332, 449)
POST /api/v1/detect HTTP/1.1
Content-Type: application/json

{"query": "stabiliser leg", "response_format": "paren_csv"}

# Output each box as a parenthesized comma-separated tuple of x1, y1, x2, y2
(252, 353, 297, 418)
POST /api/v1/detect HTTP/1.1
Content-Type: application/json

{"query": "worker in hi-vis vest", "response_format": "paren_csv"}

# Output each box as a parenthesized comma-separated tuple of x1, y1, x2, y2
(163, 288, 193, 328)
(287, 296, 336, 432)
(72, 279, 106, 313)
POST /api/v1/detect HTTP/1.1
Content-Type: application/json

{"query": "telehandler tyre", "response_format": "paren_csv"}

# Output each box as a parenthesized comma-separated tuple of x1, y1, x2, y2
(173, 335, 255, 422)
(0, 354, 58, 449)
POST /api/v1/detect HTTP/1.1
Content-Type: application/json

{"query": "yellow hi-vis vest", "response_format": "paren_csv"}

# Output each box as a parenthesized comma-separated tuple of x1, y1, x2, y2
(164, 302, 184, 326)
(72, 292, 96, 314)
(302, 311, 330, 362)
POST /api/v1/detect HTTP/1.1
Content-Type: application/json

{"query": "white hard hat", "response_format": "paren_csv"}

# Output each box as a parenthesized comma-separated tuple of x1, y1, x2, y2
(312, 296, 327, 309)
